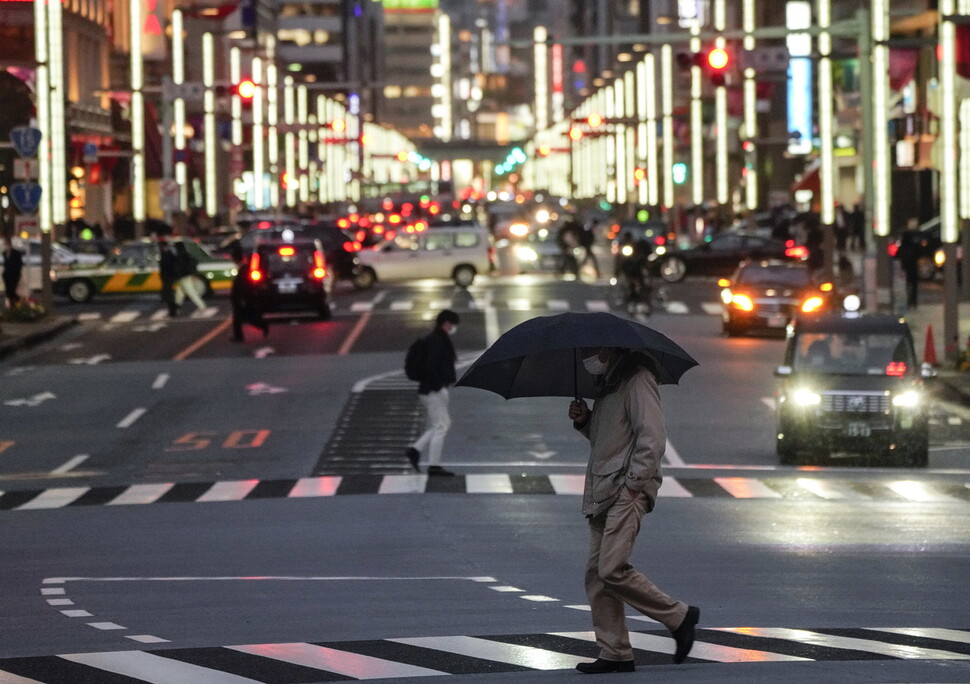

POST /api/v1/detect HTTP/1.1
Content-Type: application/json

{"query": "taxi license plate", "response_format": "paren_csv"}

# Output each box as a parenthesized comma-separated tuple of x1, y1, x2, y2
(845, 422, 871, 437)
(276, 277, 302, 294)
(767, 315, 787, 328)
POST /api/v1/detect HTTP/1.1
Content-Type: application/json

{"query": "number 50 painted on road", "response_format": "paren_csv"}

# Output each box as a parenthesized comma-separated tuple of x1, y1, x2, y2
(166, 430, 271, 451)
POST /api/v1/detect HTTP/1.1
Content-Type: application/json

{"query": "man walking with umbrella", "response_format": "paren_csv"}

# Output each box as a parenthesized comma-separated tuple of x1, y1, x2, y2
(568, 346, 699, 673)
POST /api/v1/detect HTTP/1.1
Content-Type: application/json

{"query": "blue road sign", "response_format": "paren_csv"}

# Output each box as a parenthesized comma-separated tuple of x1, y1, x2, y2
(9, 126, 42, 158)
(11, 182, 42, 214)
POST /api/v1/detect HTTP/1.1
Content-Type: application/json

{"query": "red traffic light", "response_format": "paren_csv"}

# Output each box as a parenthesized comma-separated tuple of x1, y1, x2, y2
(706, 47, 730, 71)
(234, 79, 256, 100)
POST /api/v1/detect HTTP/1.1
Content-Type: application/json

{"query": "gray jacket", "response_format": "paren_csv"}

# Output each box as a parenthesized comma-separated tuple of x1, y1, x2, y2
(575, 359, 666, 517)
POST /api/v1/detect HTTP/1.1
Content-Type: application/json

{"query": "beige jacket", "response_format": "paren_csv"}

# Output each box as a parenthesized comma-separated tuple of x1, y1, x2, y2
(576, 363, 665, 517)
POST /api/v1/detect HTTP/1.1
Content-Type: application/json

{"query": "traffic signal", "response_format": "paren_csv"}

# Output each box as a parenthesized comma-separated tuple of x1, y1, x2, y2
(704, 47, 731, 86)
(233, 79, 256, 104)
(633, 167, 646, 185)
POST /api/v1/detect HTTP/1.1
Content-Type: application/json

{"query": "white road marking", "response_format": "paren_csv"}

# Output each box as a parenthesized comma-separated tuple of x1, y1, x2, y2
(126, 635, 172, 644)
(701, 301, 724, 315)
(761, 396, 777, 410)
(60, 610, 93, 617)
(714, 477, 783, 499)
(507, 298, 531, 310)
(350, 301, 373, 312)
(288, 477, 341, 498)
(390, 635, 587, 670)
(87, 622, 126, 630)
(555, 630, 811, 662)
(152, 373, 170, 389)
(76, 313, 101, 321)
(16, 487, 90, 510)
(484, 293, 499, 345)
(196, 480, 260, 502)
(62, 651, 264, 684)
(116, 407, 147, 428)
(253, 346, 275, 359)
(664, 440, 686, 466)
(548, 474, 585, 495)
(710, 627, 970, 660)
(229, 642, 446, 679)
(109, 311, 140, 323)
(886, 480, 961, 503)
(870, 627, 970, 644)
(547, 299, 569, 310)
(150, 309, 169, 321)
(795, 478, 868, 500)
(390, 299, 413, 310)
(51, 454, 89, 475)
(585, 300, 610, 312)
(378, 474, 428, 494)
(659, 477, 693, 497)
(665, 300, 689, 314)
(107, 483, 174, 506)
(465, 473, 513, 494)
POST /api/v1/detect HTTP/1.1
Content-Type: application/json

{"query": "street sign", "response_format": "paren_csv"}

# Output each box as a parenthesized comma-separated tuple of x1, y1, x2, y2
(13, 157, 39, 179)
(162, 79, 205, 102)
(160, 179, 179, 212)
(11, 182, 42, 214)
(9, 126, 42, 158)
(14, 214, 38, 236)
(82, 142, 98, 163)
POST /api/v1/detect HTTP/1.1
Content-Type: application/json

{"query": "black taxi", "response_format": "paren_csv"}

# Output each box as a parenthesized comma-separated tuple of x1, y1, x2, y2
(775, 308, 931, 467)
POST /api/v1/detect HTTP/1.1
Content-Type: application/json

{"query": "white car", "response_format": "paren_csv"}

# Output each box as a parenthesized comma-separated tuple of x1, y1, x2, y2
(353, 221, 493, 288)
(1, 239, 105, 292)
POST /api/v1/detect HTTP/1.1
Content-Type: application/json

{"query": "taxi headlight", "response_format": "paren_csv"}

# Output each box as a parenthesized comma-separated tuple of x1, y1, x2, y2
(509, 222, 529, 237)
(654, 245, 667, 256)
(801, 296, 824, 313)
(515, 246, 538, 262)
(731, 293, 754, 311)
(720, 288, 733, 304)
(892, 390, 921, 408)
(792, 387, 821, 406)
(621, 245, 634, 257)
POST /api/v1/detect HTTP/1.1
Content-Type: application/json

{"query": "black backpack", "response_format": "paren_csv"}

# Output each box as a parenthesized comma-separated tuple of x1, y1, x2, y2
(404, 335, 428, 381)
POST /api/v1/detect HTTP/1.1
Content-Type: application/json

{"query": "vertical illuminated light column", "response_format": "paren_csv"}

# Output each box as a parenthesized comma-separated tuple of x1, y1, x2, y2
(266, 40, 279, 209)
(129, 0, 145, 228)
(940, 0, 960, 354)
(606, 86, 618, 205)
(203, 33, 217, 219)
(786, 2, 813, 158)
(871, 0, 890, 240)
(636, 59, 649, 207)
(230, 45, 243, 207)
(713, 0, 728, 205)
(437, 13, 453, 141)
(644, 54, 659, 207)
(534, 26, 548, 131)
(317, 96, 328, 203)
(661, 44, 675, 210)
(251, 57, 264, 209)
(817, 0, 835, 229)
(742, 0, 758, 211)
(690, 26, 704, 206)
(284, 76, 297, 208)
(297, 85, 309, 203)
(172, 10, 187, 210)
(48, 0, 66, 226)
(33, 0, 51, 234)
(623, 71, 636, 208)
(347, 94, 361, 201)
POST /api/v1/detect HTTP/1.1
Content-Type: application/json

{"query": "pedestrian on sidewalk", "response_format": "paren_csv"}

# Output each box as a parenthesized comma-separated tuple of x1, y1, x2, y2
(1, 237, 25, 309)
(405, 309, 460, 477)
(568, 347, 699, 673)
(173, 241, 207, 313)
(896, 217, 921, 309)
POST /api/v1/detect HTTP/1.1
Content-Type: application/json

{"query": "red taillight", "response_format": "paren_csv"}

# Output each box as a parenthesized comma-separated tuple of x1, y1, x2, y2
(337, 218, 350, 229)
(655, 236, 666, 246)
(343, 240, 361, 252)
(256, 221, 272, 230)
(248, 252, 263, 283)
(312, 250, 326, 279)
(785, 245, 809, 259)
(886, 361, 907, 376)
(278, 246, 296, 257)
(887, 243, 899, 257)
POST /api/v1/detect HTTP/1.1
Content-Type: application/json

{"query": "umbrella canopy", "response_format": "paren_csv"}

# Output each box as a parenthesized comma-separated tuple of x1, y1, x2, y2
(456, 311, 698, 399)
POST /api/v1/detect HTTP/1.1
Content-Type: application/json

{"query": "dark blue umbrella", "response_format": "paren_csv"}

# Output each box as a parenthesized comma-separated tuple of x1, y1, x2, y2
(455, 312, 698, 399)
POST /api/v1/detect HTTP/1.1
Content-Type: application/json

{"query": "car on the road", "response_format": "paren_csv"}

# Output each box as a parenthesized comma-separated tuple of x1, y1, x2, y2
(774, 310, 931, 467)
(245, 236, 333, 320)
(353, 220, 492, 289)
(609, 219, 670, 257)
(650, 231, 808, 283)
(719, 260, 833, 337)
(52, 238, 236, 303)
(510, 227, 565, 273)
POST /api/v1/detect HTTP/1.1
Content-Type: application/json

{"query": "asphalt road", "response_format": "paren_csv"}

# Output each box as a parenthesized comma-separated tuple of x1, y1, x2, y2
(1, 273, 969, 683)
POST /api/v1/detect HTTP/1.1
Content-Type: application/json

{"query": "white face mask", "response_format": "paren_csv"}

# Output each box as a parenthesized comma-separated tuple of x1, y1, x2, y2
(447, 325, 458, 336)
(583, 354, 608, 376)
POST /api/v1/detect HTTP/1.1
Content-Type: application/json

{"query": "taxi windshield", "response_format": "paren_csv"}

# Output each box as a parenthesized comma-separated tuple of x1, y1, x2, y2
(793, 332, 916, 376)
(738, 266, 810, 286)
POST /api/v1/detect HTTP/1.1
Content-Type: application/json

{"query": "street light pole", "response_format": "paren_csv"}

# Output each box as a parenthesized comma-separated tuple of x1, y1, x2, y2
(939, 0, 961, 361)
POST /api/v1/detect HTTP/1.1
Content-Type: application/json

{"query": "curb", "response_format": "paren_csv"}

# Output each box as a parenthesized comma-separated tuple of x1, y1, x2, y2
(0, 316, 76, 362)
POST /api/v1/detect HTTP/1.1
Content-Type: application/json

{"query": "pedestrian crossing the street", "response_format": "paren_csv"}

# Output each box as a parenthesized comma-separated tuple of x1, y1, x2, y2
(1, 473, 968, 512)
(2, 625, 969, 681)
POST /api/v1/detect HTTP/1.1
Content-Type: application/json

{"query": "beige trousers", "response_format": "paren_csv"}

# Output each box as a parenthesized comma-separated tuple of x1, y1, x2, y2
(585, 487, 688, 661)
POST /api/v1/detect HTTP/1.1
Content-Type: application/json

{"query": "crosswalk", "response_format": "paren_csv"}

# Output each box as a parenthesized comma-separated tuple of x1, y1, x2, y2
(2, 625, 969, 681)
(1, 474, 968, 512)
(73, 296, 724, 324)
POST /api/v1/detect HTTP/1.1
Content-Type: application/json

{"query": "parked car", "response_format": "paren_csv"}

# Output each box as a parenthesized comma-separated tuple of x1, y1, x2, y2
(719, 260, 833, 337)
(775, 311, 931, 466)
(353, 220, 492, 289)
(245, 236, 332, 320)
(650, 231, 808, 283)
(52, 238, 236, 303)
(0, 239, 105, 292)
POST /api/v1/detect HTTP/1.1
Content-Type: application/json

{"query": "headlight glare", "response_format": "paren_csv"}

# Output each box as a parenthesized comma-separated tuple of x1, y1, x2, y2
(792, 387, 821, 406)
(892, 390, 921, 408)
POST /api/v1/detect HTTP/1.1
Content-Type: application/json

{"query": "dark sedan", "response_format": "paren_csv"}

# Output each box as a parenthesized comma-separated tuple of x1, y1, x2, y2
(650, 231, 807, 283)
(719, 259, 833, 336)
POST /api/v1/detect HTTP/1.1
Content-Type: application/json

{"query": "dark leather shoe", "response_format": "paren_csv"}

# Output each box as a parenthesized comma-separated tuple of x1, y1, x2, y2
(405, 447, 420, 472)
(672, 605, 700, 664)
(575, 658, 635, 674)
(427, 465, 455, 476)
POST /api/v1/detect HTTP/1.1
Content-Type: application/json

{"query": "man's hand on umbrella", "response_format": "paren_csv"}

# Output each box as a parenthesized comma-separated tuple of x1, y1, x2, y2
(569, 399, 590, 426)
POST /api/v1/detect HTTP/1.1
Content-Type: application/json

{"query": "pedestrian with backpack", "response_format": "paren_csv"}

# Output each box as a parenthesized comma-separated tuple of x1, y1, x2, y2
(404, 309, 459, 476)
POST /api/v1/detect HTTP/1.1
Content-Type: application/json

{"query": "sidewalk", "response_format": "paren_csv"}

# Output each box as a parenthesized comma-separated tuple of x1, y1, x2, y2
(0, 315, 76, 361)
(900, 300, 970, 404)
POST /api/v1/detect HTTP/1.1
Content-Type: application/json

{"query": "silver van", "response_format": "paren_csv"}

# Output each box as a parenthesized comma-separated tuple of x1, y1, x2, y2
(353, 221, 493, 289)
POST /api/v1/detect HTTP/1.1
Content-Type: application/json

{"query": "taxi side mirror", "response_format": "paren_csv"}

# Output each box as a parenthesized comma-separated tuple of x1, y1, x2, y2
(920, 362, 937, 379)
(775, 365, 793, 377)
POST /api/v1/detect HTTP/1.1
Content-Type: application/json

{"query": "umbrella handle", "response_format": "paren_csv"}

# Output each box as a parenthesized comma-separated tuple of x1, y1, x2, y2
(574, 347, 579, 401)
